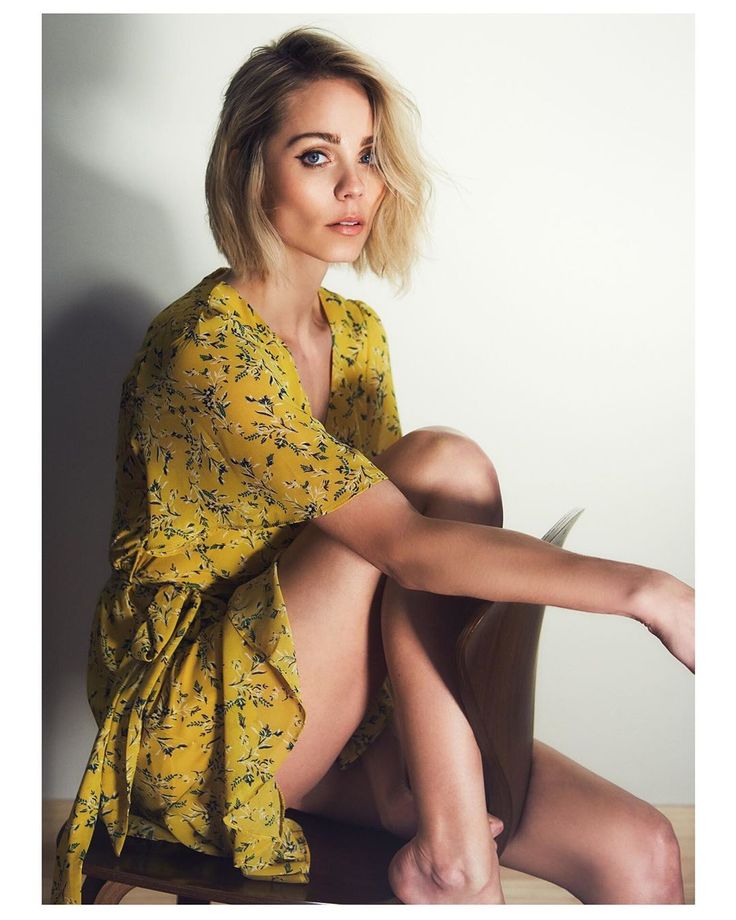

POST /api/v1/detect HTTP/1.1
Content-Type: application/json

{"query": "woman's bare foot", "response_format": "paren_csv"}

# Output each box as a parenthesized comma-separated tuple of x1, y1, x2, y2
(388, 833, 505, 904)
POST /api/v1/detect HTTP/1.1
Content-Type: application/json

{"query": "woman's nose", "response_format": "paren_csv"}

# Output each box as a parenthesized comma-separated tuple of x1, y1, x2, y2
(335, 166, 365, 200)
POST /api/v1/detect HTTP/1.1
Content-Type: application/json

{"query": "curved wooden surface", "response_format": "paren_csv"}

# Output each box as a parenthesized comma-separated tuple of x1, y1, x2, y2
(74, 809, 404, 904)
(455, 508, 584, 857)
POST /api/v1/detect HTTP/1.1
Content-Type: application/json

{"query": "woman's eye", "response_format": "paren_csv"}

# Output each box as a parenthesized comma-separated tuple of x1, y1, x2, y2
(297, 149, 377, 168)
(298, 150, 329, 167)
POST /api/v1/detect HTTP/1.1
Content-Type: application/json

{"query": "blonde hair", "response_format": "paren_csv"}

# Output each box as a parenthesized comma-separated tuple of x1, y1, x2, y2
(205, 26, 438, 295)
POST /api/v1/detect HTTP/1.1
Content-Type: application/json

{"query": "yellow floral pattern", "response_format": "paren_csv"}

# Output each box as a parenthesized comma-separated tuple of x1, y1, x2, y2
(51, 267, 402, 903)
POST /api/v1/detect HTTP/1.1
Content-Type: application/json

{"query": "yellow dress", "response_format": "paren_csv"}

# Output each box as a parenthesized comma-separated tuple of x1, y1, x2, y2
(51, 267, 402, 903)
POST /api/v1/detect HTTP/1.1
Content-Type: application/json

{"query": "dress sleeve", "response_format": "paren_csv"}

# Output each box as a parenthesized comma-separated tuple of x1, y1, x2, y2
(359, 301, 403, 459)
(169, 310, 388, 530)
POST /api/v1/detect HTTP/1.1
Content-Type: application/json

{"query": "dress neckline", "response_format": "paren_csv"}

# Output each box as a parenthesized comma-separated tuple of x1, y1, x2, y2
(209, 268, 337, 430)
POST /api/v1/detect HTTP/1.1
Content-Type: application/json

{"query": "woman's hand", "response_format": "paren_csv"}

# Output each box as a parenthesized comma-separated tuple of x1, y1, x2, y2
(632, 570, 695, 673)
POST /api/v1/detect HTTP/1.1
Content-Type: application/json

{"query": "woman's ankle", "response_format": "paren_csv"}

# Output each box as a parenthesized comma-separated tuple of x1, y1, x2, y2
(418, 836, 498, 893)
(431, 819, 505, 887)
(420, 809, 497, 855)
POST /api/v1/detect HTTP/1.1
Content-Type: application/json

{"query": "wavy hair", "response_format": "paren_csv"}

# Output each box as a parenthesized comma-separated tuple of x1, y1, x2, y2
(205, 26, 438, 295)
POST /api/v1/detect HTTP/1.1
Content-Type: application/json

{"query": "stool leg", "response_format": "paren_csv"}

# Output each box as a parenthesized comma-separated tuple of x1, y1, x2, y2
(81, 876, 106, 904)
(86, 879, 136, 903)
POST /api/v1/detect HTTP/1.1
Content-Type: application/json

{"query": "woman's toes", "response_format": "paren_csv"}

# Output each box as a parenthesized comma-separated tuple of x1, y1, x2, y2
(487, 814, 504, 838)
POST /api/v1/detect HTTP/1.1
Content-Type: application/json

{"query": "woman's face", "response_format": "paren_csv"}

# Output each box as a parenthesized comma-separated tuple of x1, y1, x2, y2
(262, 78, 386, 267)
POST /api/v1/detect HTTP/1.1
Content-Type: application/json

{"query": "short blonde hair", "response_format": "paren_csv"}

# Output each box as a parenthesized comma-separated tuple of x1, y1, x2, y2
(205, 26, 436, 295)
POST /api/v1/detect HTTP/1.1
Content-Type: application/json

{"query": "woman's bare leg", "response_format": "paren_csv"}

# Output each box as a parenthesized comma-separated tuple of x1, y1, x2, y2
(272, 522, 388, 811)
(374, 459, 685, 901)
(382, 588, 504, 903)
(380, 433, 683, 903)
(498, 740, 685, 903)
(377, 433, 508, 903)
(274, 426, 685, 903)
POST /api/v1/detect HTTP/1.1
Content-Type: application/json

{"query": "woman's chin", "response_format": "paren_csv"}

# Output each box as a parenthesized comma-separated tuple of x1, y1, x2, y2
(281, 236, 367, 268)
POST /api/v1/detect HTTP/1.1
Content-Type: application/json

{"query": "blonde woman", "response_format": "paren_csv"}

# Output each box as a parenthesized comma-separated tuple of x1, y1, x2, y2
(52, 26, 694, 905)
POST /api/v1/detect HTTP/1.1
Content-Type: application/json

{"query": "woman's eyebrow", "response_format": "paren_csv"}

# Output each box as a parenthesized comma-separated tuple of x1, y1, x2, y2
(285, 132, 374, 148)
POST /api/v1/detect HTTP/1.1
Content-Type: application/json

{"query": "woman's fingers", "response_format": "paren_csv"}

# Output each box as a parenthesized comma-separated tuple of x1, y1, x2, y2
(634, 572, 695, 673)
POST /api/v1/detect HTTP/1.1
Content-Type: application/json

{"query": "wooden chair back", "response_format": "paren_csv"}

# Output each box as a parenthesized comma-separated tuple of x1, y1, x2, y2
(455, 508, 584, 856)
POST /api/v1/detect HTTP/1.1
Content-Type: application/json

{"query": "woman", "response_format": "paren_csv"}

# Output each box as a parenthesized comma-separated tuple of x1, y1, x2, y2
(52, 26, 694, 905)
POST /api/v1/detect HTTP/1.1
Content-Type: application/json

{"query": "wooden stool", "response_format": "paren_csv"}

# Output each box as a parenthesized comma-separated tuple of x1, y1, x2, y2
(60, 508, 582, 904)
(61, 811, 405, 904)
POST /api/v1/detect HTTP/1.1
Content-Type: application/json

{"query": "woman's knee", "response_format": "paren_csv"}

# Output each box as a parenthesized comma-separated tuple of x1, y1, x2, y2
(383, 426, 502, 521)
(634, 810, 685, 903)
(587, 806, 684, 904)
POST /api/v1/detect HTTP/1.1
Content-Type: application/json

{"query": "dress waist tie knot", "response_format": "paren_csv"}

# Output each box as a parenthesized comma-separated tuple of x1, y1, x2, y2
(50, 583, 201, 904)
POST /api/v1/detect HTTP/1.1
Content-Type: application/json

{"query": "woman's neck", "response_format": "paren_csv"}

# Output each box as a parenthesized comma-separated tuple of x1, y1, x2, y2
(223, 265, 329, 342)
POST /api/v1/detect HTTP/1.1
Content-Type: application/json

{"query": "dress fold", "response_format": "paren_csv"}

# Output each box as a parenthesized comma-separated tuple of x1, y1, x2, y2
(51, 584, 201, 903)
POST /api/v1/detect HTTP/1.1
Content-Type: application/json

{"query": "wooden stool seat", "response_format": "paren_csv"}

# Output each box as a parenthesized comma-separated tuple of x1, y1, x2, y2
(75, 811, 405, 904)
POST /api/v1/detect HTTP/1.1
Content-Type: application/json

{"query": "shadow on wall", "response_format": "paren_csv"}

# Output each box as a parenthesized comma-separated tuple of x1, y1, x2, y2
(42, 163, 179, 794)
(43, 285, 156, 796)
(42, 13, 186, 796)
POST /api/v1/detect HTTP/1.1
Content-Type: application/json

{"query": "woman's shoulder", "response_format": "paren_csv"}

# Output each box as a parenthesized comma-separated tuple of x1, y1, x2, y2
(147, 268, 255, 343)
(128, 268, 273, 389)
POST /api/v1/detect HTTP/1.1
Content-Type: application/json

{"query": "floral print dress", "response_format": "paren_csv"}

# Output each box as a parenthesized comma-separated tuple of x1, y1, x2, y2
(52, 267, 402, 903)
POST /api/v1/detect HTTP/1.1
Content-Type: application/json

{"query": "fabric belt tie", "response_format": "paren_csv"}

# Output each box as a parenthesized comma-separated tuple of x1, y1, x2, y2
(50, 585, 200, 904)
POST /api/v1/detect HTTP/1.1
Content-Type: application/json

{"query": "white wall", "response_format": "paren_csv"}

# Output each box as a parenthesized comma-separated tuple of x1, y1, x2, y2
(43, 13, 693, 803)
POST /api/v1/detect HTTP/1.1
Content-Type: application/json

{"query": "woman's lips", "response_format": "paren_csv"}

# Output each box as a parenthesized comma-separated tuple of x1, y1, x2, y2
(327, 222, 364, 236)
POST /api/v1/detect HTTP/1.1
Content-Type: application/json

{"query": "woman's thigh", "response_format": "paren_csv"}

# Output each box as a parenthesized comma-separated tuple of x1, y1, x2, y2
(499, 740, 684, 903)
(273, 522, 388, 809)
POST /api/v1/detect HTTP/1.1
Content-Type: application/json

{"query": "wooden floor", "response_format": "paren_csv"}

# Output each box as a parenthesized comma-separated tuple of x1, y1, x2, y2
(43, 800, 694, 904)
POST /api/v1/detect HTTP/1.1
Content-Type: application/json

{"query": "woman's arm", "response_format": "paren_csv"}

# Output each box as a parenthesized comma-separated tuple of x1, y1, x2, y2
(399, 515, 650, 616)
(313, 479, 695, 671)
